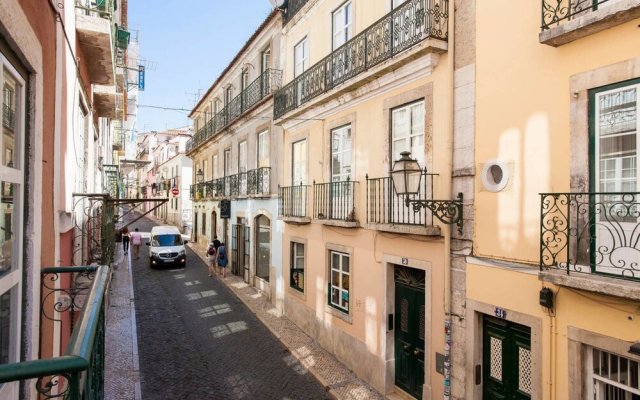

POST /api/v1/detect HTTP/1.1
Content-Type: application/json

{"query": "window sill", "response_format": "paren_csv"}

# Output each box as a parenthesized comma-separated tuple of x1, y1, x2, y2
(279, 216, 311, 225)
(364, 223, 441, 236)
(539, 0, 640, 47)
(287, 286, 306, 301)
(325, 304, 352, 324)
(312, 219, 360, 228)
(539, 269, 640, 300)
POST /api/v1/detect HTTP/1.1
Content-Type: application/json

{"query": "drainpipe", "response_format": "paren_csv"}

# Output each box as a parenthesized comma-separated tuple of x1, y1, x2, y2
(443, 0, 456, 398)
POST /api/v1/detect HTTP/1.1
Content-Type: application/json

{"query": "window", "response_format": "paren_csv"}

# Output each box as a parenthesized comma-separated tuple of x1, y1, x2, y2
(290, 242, 305, 292)
(587, 347, 640, 399)
(238, 141, 247, 173)
(1, 53, 25, 383)
(294, 37, 309, 78)
(329, 251, 350, 312)
(332, 1, 353, 50)
(257, 130, 270, 168)
(224, 149, 231, 176)
(392, 100, 425, 167)
(331, 125, 352, 182)
(225, 86, 233, 106)
(203, 159, 208, 181)
(261, 48, 271, 74)
(241, 68, 250, 91)
(255, 215, 270, 281)
(212, 154, 219, 179)
(292, 139, 307, 185)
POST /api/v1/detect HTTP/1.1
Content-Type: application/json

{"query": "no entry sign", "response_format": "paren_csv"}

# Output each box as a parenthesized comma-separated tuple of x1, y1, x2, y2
(171, 187, 179, 196)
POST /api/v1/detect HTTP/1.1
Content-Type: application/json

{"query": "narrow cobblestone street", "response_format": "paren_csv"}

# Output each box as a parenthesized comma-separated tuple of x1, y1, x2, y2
(128, 216, 330, 400)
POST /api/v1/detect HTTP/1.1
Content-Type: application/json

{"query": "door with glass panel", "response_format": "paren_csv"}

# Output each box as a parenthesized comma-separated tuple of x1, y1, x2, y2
(294, 37, 308, 104)
(290, 140, 308, 217)
(591, 81, 639, 278)
(1, 54, 25, 399)
(330, 125, 352, 220)
(257, 131, 270, 193)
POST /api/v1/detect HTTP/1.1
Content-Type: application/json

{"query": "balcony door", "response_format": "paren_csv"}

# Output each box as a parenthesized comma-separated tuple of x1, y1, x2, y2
(294, 37, 308, 104)
(224, 148, 231, 195)
(330, 125, 353, 220)
(591, 80, 639, 277)
(238, 141, 247, 195)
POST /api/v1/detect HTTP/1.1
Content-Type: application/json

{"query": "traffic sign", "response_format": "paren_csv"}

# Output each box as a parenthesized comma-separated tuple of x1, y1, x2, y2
(171, 187, 179, 196)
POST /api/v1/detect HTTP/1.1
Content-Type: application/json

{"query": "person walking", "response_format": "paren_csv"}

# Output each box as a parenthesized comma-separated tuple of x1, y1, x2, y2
(121, 226, 130, 255)
(206, 243, 217, 277)
(130, 228, 143, 260)
(216, 242, 228, 278)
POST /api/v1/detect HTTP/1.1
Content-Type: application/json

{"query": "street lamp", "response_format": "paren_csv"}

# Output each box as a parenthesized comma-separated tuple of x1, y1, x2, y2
(391, 151, 464, 233)
(196, 168, 204, 183)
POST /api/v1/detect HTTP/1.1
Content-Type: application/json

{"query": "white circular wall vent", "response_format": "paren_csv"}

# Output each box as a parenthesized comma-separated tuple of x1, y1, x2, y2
(481, 160, 509, 192)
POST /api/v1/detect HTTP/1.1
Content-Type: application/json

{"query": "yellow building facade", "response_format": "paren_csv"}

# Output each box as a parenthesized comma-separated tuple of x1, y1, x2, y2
(460, 1, 640, 399)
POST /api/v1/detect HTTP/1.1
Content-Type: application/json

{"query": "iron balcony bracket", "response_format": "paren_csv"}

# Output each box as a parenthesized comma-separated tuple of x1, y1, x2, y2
(405, 192, 464, 234)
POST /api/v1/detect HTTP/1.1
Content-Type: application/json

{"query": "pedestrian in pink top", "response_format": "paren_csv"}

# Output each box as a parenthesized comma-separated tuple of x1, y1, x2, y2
(130, 228, 143, 259)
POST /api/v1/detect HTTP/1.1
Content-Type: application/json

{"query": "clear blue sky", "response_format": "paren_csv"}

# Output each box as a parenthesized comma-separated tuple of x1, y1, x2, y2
(129, 0, 273, 133)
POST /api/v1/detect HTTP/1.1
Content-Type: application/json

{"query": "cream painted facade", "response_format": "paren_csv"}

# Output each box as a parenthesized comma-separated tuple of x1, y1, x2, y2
(188, 11, 285, 309)
(455, 1, 640, 400)
(276, 1, 456, 399)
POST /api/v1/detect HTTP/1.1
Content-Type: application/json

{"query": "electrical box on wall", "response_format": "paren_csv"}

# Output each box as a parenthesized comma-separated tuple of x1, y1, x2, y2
(539, 287, 554, 308)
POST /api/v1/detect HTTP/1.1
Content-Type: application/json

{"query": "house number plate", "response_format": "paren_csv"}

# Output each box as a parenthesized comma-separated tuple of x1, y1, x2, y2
(494, 308, 507, 319)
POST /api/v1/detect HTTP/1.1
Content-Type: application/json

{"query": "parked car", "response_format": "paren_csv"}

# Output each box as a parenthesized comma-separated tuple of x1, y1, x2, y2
(147, 226, 187, 268)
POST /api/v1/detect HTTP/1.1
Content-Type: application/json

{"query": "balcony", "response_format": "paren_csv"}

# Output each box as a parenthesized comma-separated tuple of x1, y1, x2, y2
(190, 168, 272, 201)
(278, 184, 311, 224)
(0, 266, 110, 399)
(540, 0, 640, 46)
(283, 0, 309, 25)
(366, 172, 441, 236)
(93, 84, 122, 118)
(274, 0, 449, 119)
(313, 180, 359, 227)
(540, 192, 640, 299)
(186, 69, 283, 153)
(75, 0, 116, 85)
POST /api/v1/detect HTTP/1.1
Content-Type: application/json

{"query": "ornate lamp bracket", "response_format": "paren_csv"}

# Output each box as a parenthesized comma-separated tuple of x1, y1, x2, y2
(405, 192, 464, 234)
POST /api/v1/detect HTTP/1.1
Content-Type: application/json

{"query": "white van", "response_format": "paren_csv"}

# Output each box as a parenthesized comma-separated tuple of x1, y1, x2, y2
(147, 225, 187, 268)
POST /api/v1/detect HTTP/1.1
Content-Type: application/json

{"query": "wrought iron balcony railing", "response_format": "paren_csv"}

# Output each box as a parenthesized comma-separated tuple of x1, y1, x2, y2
(540, 192, 640, 281)
(366, 171, 440, 226)
(279, 184, 311, 218)
(2, 103, 14, 130)
(313, 179, 358, 222)
(187, 69, 283, 152)
(191, 168, 272, 201)
(0, 266, 110, 399)
(274, 0, 449, 119)
(541, 0, 612, 30)
(283, 0, 309, 24)
(75, 0, 114, 18)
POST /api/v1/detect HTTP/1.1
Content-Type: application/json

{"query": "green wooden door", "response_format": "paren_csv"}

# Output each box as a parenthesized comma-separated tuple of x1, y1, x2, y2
(483, 316, 532, 400)
(394, 266, 425, 399)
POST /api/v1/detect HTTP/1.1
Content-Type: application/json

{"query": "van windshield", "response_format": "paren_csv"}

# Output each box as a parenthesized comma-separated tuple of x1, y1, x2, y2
(151, 234, 183, 247)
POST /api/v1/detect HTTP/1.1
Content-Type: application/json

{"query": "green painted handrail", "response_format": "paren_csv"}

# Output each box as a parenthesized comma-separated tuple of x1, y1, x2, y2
(0, 265, 110, 397)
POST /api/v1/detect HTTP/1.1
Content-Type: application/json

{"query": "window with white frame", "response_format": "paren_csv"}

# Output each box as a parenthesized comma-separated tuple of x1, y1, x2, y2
(587, 346, 640, 399)
(294, 37, 309, 78)
(331, 125, 352, 182)
(392, 100, 425, 167)
(224, 149, 231, 176)
(261, 48, 271, 74)
(332, 1, 353, 50)
(238, 140, 247, 173)
(290, 242, 305, 292)
(329, 251, 350, 312)
(212, 154, 219, 179)
(292, 139, 307, 185)
(241, 68, 250, 92)
(257, 130, 270, 168)
(203, 159, 208, 181)
(0, 52, 25, 398)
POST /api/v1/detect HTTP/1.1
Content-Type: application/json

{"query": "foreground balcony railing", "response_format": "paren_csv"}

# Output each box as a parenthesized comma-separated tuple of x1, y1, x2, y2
(279, 184, 310, 218)
(190, 168, 272, 201)
(540, 192, 640, 281)
(367, 171, 439, 226)
(0, 266, 110, 399)
(274, 0, 448, 119)
(283, 0, 309, 24)
(541, 0, 612, 29)
(187, 69, 282, 152)
(313, 179, 358, 222)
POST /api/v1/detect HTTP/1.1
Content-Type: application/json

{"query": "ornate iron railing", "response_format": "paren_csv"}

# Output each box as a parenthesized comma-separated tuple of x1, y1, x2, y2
(541, 0, 612, 30)
(192, 169, 271, 201)
(540, 192, 640, 280)
(313, 179, 358, 222)
(274, 0, 449, 119)
(187, 69, 282, 152)
(0, 265, 110, 399)
(2, 103, 14, 130)
(283, 0, 309, 24)
(247, 167, 270, 196)
(279, 184, 310, 218)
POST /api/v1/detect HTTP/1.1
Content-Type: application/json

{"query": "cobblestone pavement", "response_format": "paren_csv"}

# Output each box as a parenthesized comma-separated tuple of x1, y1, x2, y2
(129, 216, 330, 400)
